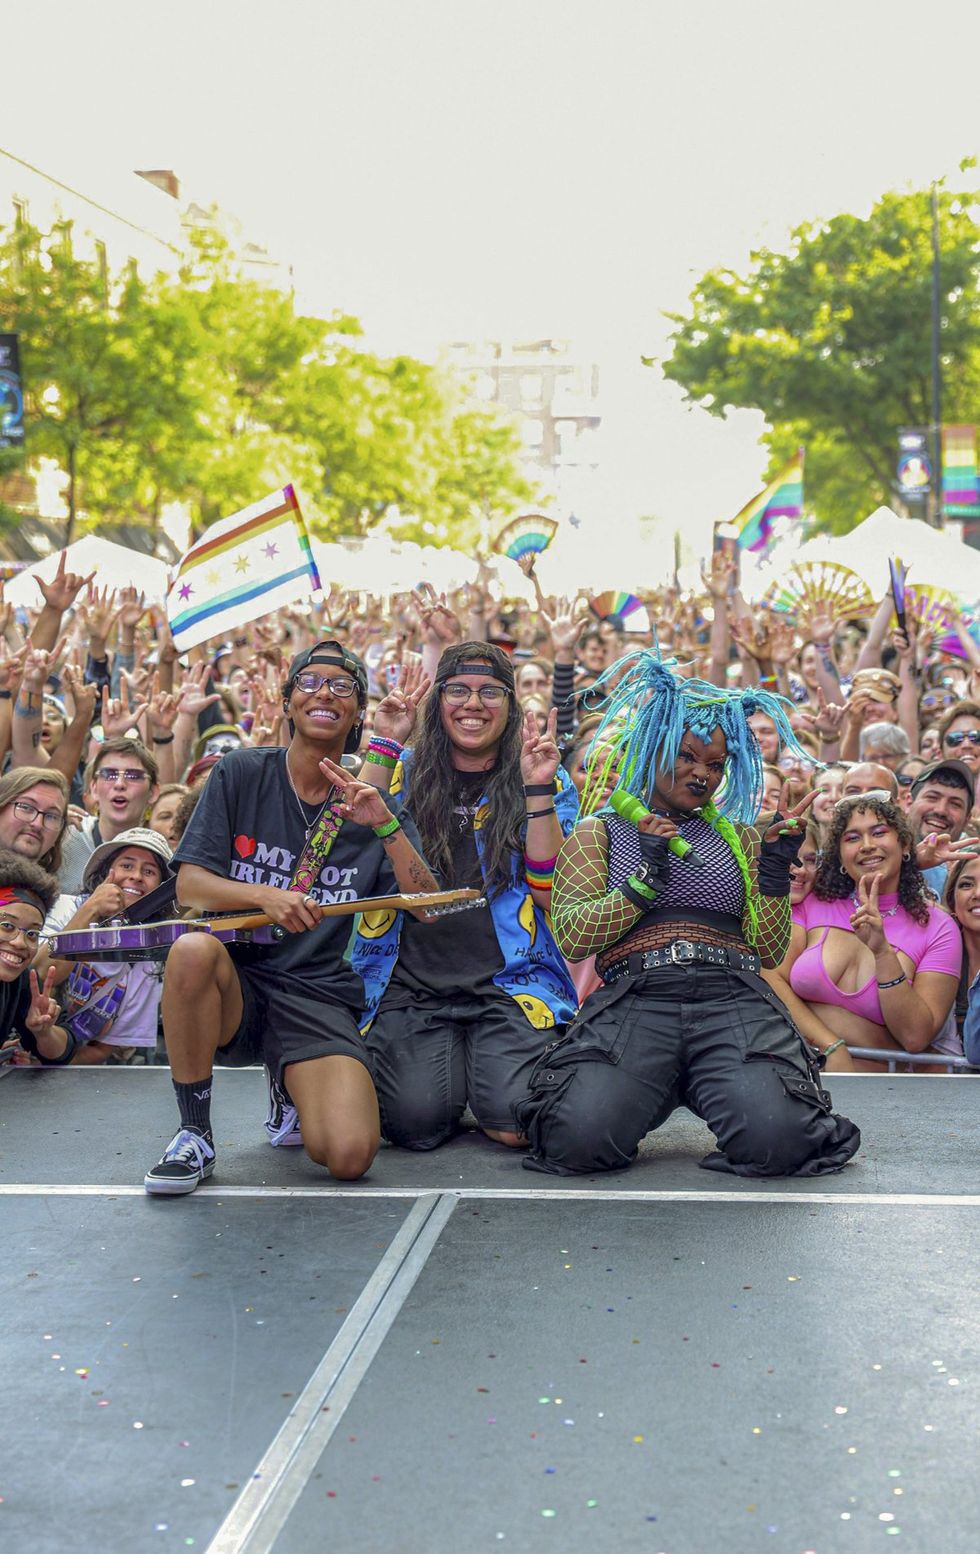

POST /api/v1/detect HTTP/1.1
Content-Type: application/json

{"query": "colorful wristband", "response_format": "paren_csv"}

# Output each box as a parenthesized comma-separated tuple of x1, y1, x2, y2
(525, 856, 556, 891)
(363, 749, 398, 769)
(373, 816, 401, 839)
(368, 737, 403, 758)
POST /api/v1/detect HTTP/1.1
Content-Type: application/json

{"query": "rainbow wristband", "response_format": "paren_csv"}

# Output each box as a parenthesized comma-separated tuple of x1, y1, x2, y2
(525, 854, 557, 891)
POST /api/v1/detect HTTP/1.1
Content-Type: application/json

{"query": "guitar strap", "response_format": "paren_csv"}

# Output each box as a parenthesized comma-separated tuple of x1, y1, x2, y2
(287, 796, 346, 897)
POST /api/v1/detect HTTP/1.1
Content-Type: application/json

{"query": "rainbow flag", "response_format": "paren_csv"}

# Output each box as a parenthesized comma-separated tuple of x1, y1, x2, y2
(730, 449, 805, 555)
(166, 484, 321, 652)
(942, 425, 980, 519)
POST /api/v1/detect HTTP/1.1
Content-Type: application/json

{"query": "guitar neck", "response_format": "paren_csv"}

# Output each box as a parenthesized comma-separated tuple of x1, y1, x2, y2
(206, 890, 479, 932)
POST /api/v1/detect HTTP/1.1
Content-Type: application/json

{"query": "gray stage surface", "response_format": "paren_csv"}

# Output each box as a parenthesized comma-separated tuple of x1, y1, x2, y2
(2, 1068, 978, 1554)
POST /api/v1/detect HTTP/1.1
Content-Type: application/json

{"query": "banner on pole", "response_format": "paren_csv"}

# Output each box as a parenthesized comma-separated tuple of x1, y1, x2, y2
(942, 424, 980, 519)
(896, 428, 931, 501)
(0, 333, 24, 450)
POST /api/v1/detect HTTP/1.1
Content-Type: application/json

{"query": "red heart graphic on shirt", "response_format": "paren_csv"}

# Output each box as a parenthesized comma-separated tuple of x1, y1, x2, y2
(234, 834, 257, 858)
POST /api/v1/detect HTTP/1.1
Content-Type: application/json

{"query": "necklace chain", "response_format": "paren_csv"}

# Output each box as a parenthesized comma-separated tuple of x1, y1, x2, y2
(285, 751, 332, 840)
(851, 893, 900, 918)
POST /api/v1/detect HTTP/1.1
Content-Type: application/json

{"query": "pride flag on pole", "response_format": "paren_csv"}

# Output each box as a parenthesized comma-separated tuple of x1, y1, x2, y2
(730, 449, 805, 555)
(166, 484, 321, 652)
(942, 425, 980, 519)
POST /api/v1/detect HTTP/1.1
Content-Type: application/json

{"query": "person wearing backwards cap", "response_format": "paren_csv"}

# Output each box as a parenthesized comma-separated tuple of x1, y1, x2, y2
(353, 640, 579, 1153)
(906, 758, 978, 900)
(44, 827, 176, 1065)
(144, 639, 438, 1196)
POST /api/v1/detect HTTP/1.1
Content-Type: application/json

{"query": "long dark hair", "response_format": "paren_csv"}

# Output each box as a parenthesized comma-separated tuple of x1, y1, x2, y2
(407, 642, 525, 898)
(814, 793, 930, 925)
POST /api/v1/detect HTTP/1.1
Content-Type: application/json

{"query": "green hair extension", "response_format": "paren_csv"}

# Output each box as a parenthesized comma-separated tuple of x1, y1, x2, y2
(702, 799, 759, 947)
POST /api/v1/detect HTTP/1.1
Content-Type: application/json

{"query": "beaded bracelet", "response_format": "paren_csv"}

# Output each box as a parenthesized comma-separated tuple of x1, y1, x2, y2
(369, 736, 403, 758)
(823, 1037, 848, 1058)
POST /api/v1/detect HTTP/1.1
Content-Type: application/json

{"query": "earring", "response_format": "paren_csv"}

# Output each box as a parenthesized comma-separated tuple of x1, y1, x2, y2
(839, 864, 849, 876)
(903, 851, 911, 861)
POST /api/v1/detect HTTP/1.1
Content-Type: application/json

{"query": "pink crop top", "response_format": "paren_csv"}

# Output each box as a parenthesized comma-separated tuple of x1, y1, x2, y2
(789, 892, 961, 1027)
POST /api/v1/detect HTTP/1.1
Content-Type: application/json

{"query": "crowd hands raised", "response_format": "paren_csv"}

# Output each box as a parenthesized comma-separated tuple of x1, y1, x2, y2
(0, 544, 977, 1149)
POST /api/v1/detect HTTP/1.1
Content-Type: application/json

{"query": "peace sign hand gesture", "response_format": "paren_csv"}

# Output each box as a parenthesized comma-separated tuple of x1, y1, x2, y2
(373, 659, 431, 746)
(850, 871, 887, 955)
(519, 706, 560, 786)
(319, 756, 396, 830)
(25, 968, 60, 1040)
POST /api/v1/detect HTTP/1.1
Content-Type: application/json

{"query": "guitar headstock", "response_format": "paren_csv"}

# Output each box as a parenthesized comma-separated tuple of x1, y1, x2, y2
(419, 896, 487, 921)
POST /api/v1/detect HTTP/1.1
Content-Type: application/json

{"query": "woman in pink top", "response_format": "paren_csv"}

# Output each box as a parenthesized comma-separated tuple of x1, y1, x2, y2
(781, 795, 960, 1071)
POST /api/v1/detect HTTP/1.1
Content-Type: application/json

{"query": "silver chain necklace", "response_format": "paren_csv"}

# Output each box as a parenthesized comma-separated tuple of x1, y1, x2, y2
(851, 893, 900, 919)
(285, 751, 332, 841)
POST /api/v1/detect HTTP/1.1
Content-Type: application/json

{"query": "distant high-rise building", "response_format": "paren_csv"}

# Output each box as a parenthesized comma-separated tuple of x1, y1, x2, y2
(445, 338, 602, 519)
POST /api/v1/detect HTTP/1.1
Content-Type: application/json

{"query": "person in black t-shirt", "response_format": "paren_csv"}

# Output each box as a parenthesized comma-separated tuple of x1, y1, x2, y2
(0, 851, 74, 1068)
(144, 640, 438, 1198)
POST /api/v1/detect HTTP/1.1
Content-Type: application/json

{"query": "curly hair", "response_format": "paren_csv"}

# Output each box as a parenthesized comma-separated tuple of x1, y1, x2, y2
(406, 641, 525, 898)
(0, 847, 60, 913)
(814, 793, 930, 925)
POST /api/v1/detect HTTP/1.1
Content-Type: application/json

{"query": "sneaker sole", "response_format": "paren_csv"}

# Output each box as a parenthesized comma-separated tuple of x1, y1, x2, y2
(144, 1159, 215, 1196)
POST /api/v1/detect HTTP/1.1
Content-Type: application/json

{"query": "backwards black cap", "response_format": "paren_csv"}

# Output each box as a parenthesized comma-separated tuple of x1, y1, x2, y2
(283, 639, 369, 754)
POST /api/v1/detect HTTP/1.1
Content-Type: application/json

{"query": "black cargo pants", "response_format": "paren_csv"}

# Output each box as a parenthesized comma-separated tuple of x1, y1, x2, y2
(515, 965, 861, 1177)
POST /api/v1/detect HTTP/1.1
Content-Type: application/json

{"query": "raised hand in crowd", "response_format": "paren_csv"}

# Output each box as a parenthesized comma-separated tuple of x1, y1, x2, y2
(35, 550, 96, 614)
(541, 598, 590, 662)
(372, 658, 431, 750)
(915, 830, 980, 873)
(101, 682, 149, 740)
(60, 662, 98, 727)
(175, 660, 222, 719)
(700, 551, 736, 601)
(78, 584, 120, 656)
(0, 640, 28, 698)
(520, 705, 561, 787)
(411, 584, 462, 648)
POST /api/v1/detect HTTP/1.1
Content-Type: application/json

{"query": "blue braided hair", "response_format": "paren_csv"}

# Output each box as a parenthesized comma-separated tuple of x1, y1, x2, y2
(583, 647, 814, 824)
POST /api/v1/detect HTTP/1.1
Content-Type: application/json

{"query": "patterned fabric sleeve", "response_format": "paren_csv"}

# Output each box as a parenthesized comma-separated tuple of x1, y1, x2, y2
(551, 818, 644, 961)
(737, 823, 792, 968)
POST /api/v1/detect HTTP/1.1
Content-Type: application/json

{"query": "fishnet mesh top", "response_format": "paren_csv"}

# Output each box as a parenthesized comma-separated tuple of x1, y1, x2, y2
(551, 814, 791, 970)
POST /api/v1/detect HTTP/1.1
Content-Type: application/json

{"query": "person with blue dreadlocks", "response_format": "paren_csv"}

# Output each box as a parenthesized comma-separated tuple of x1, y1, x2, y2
(515, 650, 861, 1178)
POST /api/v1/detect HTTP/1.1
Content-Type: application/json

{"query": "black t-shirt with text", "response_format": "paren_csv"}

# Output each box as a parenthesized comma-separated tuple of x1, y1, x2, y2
(385, 767, 504, 1005)
(174, 746, 419, 1009)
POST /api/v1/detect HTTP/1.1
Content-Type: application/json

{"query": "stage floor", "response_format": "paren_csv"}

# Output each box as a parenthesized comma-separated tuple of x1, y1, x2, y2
(2, 1068, 978, 1554)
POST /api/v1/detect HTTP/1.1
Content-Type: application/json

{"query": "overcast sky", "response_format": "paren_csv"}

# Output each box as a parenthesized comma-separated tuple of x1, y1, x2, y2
(6, 1, 979, 553)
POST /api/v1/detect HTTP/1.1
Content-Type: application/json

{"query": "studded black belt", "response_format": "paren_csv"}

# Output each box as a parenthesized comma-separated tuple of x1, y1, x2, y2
(600, 938, 761, 984)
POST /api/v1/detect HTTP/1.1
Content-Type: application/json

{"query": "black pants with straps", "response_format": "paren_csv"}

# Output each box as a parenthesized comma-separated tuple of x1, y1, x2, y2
(515, 965, 860, 1177)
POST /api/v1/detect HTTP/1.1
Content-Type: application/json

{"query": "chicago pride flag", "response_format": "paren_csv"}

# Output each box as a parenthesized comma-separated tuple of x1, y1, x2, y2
(166, 485, 321, 652)
(730, 449, 805, 555)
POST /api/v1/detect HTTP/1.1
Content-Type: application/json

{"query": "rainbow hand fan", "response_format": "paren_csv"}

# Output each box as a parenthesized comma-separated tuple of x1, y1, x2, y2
(590, 591, 651, 634)
(902, 582, 958, 632)
(494, 513, 559, 565)
(761, 560, 874, 624)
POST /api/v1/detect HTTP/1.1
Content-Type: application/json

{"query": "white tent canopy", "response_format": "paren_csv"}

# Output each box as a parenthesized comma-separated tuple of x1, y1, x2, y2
(4, 535, 172, 608)
(742, 506, 980, 606)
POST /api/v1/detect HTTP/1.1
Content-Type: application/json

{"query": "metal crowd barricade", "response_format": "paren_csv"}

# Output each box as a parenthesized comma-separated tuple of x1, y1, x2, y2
(845, 1046, 979, 1075)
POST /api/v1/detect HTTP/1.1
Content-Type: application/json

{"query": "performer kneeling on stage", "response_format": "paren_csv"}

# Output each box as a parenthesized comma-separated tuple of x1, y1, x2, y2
(516, 651, 861, 1177)
(144, 639, 438, 1197)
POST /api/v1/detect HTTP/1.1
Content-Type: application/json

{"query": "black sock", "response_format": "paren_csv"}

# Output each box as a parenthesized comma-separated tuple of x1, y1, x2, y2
(173, 1077, 213, 1140)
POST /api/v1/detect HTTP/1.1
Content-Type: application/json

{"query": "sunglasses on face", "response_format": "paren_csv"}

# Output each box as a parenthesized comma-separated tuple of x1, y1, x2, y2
(896, 774, 916, 788)
(920, 693, 955, 711)
(943, 731, 980, 748)
(96, 768, 150, 785)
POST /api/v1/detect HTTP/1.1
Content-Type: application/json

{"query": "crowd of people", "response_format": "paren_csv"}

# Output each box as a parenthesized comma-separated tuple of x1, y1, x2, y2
(0, 543, 978, 1191)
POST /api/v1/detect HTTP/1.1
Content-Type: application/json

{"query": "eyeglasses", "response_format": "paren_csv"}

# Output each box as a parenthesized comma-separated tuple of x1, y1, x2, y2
(896, 773, 916, 788)
(0, 917, 41, 947)
(943, 731, 980, 748)
(10, 799, 64, 829)
(441, 682, 509, 706)
(96, 768, 150, 785)
(293, 672, 358, 698)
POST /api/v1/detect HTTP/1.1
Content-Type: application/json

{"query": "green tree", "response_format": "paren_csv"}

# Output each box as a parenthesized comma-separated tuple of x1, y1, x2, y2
(658, 171, 980, 532)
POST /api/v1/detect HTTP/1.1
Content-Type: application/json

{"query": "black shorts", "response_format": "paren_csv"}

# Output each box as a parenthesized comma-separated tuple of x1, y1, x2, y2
(217, 967, 371, 1083)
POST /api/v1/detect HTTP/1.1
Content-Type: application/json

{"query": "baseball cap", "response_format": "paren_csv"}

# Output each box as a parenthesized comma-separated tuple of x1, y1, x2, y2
(83, 826, 175, 890)
(909, 758, 976, 807)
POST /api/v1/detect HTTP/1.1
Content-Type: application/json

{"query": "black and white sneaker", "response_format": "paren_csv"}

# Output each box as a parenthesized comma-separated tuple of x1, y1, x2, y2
(144, 1129, 216, 1196)
(264, 1068, 302, 1148)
